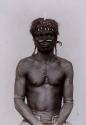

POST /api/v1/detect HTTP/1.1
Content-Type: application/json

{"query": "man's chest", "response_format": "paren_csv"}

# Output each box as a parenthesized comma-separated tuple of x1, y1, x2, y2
(26, 61, 65, 86)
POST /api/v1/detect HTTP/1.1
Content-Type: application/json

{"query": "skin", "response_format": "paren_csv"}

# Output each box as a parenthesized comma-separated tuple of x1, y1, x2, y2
(14, 31, 74, 125)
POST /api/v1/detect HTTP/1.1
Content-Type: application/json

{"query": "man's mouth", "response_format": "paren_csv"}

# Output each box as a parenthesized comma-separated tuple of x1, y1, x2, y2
(38, 39, 52, 43)
(38, 40, 53, 48)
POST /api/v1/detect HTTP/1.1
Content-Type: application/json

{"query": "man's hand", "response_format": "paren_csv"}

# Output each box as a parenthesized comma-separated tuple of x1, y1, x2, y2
(32, 119, 43, 125)
(52, 121, 63, 125)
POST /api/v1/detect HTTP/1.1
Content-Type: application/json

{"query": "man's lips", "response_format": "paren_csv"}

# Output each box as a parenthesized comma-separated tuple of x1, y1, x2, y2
(38, 39, 52, 43)
(38, 40, 52, 46)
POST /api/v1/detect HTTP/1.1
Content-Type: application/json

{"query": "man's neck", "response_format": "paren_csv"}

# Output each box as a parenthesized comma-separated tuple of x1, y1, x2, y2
(36, 50, 55, 63)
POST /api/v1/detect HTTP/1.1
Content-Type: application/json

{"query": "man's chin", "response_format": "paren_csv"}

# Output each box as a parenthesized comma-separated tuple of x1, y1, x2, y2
(38, 47, 53, 52)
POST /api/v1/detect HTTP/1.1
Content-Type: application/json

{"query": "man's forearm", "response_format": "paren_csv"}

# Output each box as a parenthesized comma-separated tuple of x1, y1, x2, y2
(14, 99, 38, 125)
(57, 102, 73, 125)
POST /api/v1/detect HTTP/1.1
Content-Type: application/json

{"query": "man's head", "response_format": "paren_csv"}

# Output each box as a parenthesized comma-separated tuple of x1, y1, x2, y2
(30, 18, 59, 52)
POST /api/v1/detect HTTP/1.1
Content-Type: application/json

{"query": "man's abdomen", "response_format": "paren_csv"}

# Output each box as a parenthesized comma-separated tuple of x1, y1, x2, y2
(26, 84, 62, 113)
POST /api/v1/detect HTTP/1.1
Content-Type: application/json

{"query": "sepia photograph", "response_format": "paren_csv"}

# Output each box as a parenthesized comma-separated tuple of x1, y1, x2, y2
(0, 0, 86, 125)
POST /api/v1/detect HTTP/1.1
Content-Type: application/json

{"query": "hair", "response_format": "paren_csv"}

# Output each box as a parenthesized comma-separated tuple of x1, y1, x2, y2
(30, 18, 59, 37)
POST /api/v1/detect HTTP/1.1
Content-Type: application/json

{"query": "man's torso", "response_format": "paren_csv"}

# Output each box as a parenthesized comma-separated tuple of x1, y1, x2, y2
(19, 54, 68, 114)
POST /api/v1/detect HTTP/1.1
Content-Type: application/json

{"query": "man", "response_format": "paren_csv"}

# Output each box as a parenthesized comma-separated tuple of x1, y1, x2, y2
(14, 18, 74, 125)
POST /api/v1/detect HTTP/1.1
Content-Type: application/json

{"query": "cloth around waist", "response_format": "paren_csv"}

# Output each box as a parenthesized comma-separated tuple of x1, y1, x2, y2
(32, 110, 59, 123)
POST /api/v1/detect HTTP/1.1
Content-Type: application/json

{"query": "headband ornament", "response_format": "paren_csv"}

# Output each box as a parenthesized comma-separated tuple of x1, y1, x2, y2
(30, 18, 59, 36)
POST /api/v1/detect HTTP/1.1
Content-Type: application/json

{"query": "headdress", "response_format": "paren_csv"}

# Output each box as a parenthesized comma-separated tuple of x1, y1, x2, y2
(30, 18, 59, 37)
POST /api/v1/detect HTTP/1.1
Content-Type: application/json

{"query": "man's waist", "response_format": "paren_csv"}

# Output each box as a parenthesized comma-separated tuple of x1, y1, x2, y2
(32, 110, 59, 124)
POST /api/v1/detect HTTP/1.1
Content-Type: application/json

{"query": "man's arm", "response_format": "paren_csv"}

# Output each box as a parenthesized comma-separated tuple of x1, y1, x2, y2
(14, 60, 42, 125)
(55, 62, 74, 125)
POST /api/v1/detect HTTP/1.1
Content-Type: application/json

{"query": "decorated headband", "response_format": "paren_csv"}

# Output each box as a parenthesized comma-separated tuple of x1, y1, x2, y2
(30, 18, 59, 36)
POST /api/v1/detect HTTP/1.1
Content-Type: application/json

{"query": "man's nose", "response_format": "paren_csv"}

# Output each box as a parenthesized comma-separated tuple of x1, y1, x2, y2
(42, 35, 47, 40)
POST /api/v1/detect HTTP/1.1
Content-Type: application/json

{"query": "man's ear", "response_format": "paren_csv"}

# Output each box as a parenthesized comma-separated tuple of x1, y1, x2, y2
(57, 41, 62, 46)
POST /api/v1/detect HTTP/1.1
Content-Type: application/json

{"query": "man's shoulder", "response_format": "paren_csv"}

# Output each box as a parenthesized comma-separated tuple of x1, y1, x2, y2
(57, 56, 73, 71)
(57, 56, 72, 65)
(17, 55, 34, 68)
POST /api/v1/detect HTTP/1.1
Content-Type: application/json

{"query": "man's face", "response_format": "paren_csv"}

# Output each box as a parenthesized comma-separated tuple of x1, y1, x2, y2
(34, 31, 57, 52)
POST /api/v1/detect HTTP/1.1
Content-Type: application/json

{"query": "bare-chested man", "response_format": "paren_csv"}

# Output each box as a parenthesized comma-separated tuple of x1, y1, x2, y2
(14, 18, 74, 125)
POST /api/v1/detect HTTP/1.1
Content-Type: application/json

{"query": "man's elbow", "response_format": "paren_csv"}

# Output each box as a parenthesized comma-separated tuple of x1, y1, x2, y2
(64, 101, 74, 113)
(64, 98, 74, 110)
(14, 98, 19, 111)
(67, 102, 74, 112)
(69, 102, 73, 110)
(14, 98, 24, 112)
